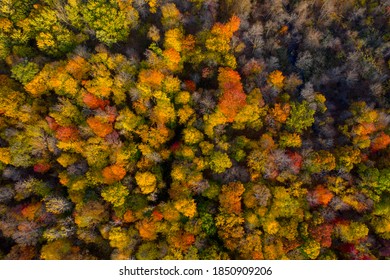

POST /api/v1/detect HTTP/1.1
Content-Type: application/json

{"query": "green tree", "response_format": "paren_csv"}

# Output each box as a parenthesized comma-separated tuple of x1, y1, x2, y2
(336, 222, 369, 243)
(183, 127, 204, 145)
(286, 101, 315, 133)
(80, 0, 138, 46)
(209, 151, 232, 174)
(11, 62, 39, 85)
(101, 183, 129, 207)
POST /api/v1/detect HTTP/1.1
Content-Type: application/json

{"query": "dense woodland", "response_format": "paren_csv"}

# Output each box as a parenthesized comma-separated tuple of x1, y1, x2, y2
(0, 0, 389, 260)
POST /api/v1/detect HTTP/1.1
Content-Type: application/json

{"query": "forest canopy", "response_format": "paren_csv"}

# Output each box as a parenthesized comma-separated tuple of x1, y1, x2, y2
(0, 0, 389, 260)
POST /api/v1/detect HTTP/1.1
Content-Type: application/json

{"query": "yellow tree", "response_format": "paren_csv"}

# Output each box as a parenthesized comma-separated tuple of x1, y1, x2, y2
(268, 70, 285, 89)
(135, 171, 157, 194)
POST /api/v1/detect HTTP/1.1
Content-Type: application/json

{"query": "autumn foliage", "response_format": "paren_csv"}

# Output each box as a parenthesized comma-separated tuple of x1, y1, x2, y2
(0, 0, 388, 261)
(219, 182, 245, 214)
(217, 68, 247, 122)
(55, 126, 79, 142)
(33, 163, 51, 173)
(138, 69, 164, 89)
(87, 117, 114, 138)
(308, 185, 334, 206)
(371, 132, 390, 152)
(102, 164, 127, 184)
(268, 70, 285, 89)
(83, 93, 109, 110)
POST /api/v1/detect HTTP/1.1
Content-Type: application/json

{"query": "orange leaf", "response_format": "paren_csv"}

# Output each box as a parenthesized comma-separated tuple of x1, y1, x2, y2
(313, 185, 334, 206)
(56, 126, 79, 142)
(102, 164, 126, 184)
(217, 68, 246, 122)
(21, 203, 42, 221)
(87, 117, 113, 138)
(83, 93, 108, 110)
(371, 132, 390, 152)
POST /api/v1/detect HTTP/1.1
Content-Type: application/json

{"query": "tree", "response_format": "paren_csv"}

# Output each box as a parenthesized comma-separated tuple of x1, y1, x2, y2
(161, 3, 181, 29)
(136, 218, 158, 241)
(270, 103, 290, 123)
(278, 132, 302, 148)
(304, 150, 336, 173)
(147, 25, 160, 42)
(268, 70, 285, 89)
(102, 164, 126, 184)
(219, 182, 245, 214)
(0, 76, 35, 123)
(206, 15, 240, 54)
(174, 198, 197, 218)
(5, 244, 37, 260)
(80, 0, 139, 46)
(108, 227, 132, 250)
(233, 102, 266, 130)
(309, 224, 333, 248)
(244, 22, 264, 54)
(82, 93, 108, 110)
(135, 171, 157, 194)
(164, 28, 183, 52)
(203, 110, 228, 138)
(66, 55, 90, 80)
(182, 127, 204, 145)
(238, 231, 264, 259)
(55, 126, 79, 142)
(336, 222, 369, 243)
(167, 230, 196, 253)
(136, 242, 161, 260)
(163, 48, 182, 72)
(209, 151, 232, 174)
(217, 67, 247, 122)
(243, 184, 271, 209)
(138, 69, 164, 89)
(270, 187, 304, 219)
(370, 196, 390, 239)
(44, 196, 72, 215)
(301, 239, 321, 260)
(334, 147, 361, 172)
(74, 201, 109, 228)
(220, 0, 252, 21)
(40, 239, 73, 260)
(101, 183, 129, 207)
(17, 4, 80, 56)
(215, 212, 244, 251)
(87, 117, 114, 138)
(11, 62, 39, 85)
(371, 132, 390, 152)
(0, 148, 11, 165)
(307, 185, 334, 206)
(285, 101, 315, 133)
